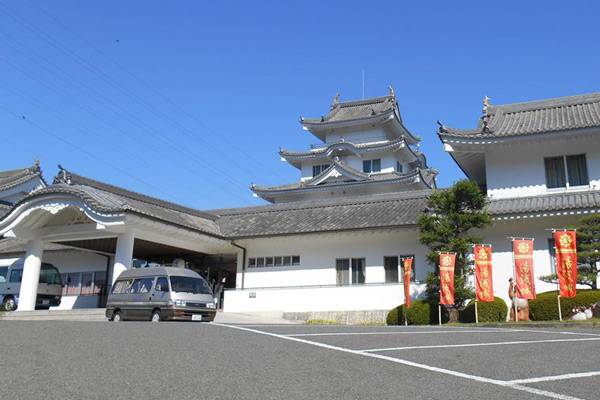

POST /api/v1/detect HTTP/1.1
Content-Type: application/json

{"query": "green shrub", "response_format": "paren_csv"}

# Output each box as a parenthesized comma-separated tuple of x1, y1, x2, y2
(529, 290, 600, 321)
(386, 300, 449, 325)
(305, 319, 342, 325)
(460, 297, 508, 323)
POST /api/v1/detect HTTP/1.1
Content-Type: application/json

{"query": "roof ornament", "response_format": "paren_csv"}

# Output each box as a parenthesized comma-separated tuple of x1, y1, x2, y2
(333, 92, 340, 106)
(436, 120, 449, 133)
(31, 158, 41, 173)
(483, 95, 492, 115)
(54, 164, 71, 185)
(388, 85, 395, 96)
(333, 156, 340, 163)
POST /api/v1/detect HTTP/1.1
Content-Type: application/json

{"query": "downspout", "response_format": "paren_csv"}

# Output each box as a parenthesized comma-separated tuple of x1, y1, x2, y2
(230, 241, 246, 290)
(95, 252, 111, 308)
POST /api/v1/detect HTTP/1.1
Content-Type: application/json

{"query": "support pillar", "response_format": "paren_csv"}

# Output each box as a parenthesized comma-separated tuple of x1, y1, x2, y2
(17, 238, 44, 311)
(111, 230, 135, 285)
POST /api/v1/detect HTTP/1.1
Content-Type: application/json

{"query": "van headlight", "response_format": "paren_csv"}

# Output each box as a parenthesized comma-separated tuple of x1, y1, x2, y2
(174, 300, 186, 307)
(207, 302, 216, 309)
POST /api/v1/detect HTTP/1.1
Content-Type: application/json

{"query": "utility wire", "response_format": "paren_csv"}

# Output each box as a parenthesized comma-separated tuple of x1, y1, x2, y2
(5, 1, 286, 184)
(0, 32, 251, 191)
(0, 78, 249, 207)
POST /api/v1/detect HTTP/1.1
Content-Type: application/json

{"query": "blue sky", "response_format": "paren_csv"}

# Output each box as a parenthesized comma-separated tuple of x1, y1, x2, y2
(1, 1, 599, 210)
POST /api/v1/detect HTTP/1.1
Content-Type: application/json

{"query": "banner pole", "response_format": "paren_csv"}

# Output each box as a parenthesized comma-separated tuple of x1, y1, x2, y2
(557, 294, 563, 321)
(551, 229, 563, 322)
(438, 304, 442, 326)
(510, 238, 519, 322)
(404, 305, 408, 326)
(475, 300, 479, 324)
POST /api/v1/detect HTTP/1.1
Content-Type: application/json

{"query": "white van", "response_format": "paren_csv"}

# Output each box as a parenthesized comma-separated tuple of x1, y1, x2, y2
(0, 259, 63, 311)
(105, 267, 216, 322)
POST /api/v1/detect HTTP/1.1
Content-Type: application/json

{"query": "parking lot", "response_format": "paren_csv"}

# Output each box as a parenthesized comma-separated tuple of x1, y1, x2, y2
(1, 320, 599, 399)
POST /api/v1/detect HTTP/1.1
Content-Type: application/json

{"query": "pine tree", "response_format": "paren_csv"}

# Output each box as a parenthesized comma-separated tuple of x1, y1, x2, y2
(418, 180, 492, 307)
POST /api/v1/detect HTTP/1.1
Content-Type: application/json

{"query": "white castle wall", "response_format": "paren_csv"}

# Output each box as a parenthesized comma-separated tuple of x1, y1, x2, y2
(487, 133, 600, 199)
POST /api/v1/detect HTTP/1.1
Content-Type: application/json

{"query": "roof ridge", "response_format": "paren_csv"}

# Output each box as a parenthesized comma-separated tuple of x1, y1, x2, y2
(489, 92, 600, 115)
(212, 189, 433, 216)
(336, 94, 394, 108)
(53, 168, 217, 221)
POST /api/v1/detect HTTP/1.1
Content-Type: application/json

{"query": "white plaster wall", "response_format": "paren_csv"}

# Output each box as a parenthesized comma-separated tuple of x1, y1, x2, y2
(326, 127, 387, 144)
(486, 134, 600, 199)
(235, 229, 431, 290)
(224, 282, 426, 313)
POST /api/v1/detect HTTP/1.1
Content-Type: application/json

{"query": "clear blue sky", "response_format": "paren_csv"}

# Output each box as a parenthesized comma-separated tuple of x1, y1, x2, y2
(1, 1, 599, 210)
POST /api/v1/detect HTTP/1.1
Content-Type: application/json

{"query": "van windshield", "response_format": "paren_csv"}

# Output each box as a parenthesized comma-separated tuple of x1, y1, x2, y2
(169, 276, 211, 295)
(40, 266, 62, 285)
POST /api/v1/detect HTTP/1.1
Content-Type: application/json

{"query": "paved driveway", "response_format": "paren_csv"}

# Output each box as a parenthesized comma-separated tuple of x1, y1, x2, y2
(1, 321, 598, 399)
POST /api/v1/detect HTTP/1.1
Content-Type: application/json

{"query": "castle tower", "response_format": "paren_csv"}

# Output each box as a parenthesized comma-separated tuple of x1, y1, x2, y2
(252, 88, 437, 203)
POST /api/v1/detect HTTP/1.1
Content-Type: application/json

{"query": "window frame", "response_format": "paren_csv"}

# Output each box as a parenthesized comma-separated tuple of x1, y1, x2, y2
(544, 154, 589, 190)
(383, 256, 399, 283)
(363, 159, 381, 173)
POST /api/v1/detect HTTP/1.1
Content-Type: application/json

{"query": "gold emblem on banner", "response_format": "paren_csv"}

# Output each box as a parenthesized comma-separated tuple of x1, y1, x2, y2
(478, 248, 488, 260)
(518, 242, 530, 254)
(559, 233, 573, 248)
(442, 256, 453, 267)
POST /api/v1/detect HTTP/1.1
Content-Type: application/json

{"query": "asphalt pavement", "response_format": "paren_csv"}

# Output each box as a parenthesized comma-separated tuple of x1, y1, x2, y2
(1, 321, 598, 399)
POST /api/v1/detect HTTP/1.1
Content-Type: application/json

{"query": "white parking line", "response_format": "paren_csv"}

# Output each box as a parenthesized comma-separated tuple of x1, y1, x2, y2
(509, 371, 600, 384)
(285, 329, 518, 337)
(212, 323, 585, 400)
(361, 337, 600, 352)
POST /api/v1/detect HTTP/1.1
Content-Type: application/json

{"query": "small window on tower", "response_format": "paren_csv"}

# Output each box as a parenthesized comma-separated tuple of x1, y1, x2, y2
(363, 159, 381, 173)
(397, 162, 403, 173)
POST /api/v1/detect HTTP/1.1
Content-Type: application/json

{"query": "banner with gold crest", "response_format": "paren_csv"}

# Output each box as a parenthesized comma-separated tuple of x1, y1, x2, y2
(554, 230, 577, 298)
(474, 245, 494, 302)
(512, 239, 536, 300)
(402, 256, 413, 308)
(439, 253, 456, 305)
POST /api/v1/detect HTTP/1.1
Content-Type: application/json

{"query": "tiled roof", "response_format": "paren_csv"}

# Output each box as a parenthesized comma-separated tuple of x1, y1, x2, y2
(488, 190, 600, 216)
(0, 161, 45, 192)
(251, 159, 434, 194)
(301, 95, 397, 125)
(279, 138, 413, 159)
(211, 191, 432, 238)
(438, 92, 600, 139)
(5, 168, 223, 237)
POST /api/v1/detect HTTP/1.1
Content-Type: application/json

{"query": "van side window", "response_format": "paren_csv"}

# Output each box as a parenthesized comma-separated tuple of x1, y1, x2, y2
(9, 269, 22, 283)
(0, 266, 7, 283)
(132, 278, 153, 294)
(111, 280, 131, 294)
(155, 277, 168, 292)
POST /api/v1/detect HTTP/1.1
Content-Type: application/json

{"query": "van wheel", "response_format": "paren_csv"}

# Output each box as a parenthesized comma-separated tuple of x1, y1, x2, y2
(2, 296, 15, 312)
(113, 311, 122, 322)
(151, 310, 162, 322)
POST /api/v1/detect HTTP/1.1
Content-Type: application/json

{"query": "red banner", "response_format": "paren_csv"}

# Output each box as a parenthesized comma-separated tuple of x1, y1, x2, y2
(402, 257, 413, 308)
(474, 245, 494, 302)
(513, 239, 536, 300)
(554, 231, 577, 298)
(439, 253, 456, 305)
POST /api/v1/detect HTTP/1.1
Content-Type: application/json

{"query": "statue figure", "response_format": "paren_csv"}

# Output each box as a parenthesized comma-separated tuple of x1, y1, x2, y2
(508, 277, 530, 321)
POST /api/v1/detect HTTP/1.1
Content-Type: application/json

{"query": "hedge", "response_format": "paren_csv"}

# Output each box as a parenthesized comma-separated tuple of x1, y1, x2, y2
(529, 290, 600, 321)
(460, 297, 508, 323)
(386, 300, 449, 325)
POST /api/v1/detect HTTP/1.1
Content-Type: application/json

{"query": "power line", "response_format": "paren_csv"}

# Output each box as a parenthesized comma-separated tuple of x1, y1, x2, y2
(5, 0, 287, 185)
(0, 78, 250, 206)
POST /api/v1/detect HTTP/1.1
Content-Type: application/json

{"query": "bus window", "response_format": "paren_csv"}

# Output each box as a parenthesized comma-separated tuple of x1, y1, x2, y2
(0, 266, 7, 283)
(39, 266, 62, 285)
(9, 269, 22, 283)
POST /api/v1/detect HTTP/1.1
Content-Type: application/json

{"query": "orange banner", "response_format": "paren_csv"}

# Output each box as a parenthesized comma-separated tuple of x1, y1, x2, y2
(439, 253, 456, 305)
(554, 231, 577, 298)
(402, 257, 413, 308)
(513, 240, 536, 300)
(474, 245, 494, 302)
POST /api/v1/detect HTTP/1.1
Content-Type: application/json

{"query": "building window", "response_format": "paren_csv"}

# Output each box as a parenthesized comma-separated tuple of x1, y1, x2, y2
(248, 255, 300, 268)
(312, 164, 329, 177)
(397, 162, 403, 173)
(363, 159, 381, 173)
(400, 255, 416, 282)
(384, 256, 399, 283)
(351, 258, 366, 284)
(547, 238, 557, 275)
(336, 259, 349, 286)
(61, 271, 108, 296)
(545, 154, 589, 189)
